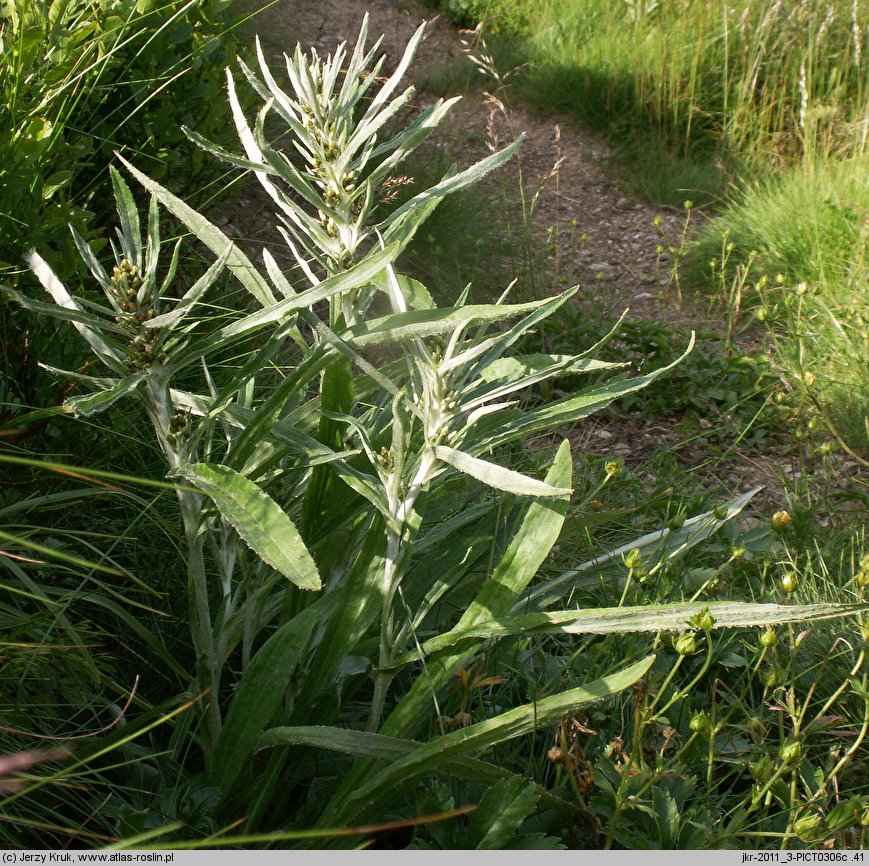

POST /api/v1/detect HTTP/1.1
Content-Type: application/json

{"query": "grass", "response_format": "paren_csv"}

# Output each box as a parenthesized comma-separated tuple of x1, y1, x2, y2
(426, 0, 869, 454)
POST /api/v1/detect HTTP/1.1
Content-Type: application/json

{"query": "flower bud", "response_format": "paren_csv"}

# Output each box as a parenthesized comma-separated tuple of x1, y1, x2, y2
(674, 631, 697, 656)
(793, 812, 822, 842)
(759, 628, 777, 648)
(780, 572, 799, 594)
(689, 710, 709, 733)
(771, 510, 791, 531)
(780, 737, 802, 765)
(623, 548, 642, 570)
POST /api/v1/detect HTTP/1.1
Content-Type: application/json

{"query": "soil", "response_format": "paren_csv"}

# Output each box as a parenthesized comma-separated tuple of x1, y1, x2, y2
(216, 0, 864, 513)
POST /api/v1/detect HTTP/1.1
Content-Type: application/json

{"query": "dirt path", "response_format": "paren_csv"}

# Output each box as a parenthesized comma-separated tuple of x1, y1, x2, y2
(235, 0, 693, 323)
(223, 0, 804, 508)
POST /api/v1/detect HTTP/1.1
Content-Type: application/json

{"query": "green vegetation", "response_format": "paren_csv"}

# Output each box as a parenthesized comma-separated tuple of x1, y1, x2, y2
(1, 3, 868, 852)
(428, 0, 869, 455)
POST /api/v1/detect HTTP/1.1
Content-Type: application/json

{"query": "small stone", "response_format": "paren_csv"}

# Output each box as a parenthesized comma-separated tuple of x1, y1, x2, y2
(590, 262, 612, 273)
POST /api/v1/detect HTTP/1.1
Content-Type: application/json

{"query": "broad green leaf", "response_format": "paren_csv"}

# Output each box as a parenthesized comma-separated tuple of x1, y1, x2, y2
(179, 463, 321, 591)
(371, 271, 434, 311)
(116, 155, 277, 308)
(290, 520, 386, 718)
(66, 374, 145, 416)
(300, 355, 354, 542)
(390, 601, 869, 667)
(433, 446, 572, 499)
(325, 655, 655, 825)
(255, 725, 578, 816)
(211, 604, 320, 795)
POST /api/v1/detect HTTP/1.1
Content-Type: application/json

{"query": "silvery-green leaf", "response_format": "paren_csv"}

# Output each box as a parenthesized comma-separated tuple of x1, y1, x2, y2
(23, 252, 126, 373)
(391, 601, 869, 666)
(433, 446, 572, 498)
(525, 486, 760, 610)
(109, 167, 141, 270)
(66, 374, 145, 416)
(365, 97, 461, 182)
(179, 463, 321, 591)
(480, 355, 623, 383)
(117, 155, 277, 308)
(382, 137, 524, 238)
(347, 297, 549, 347)
(145, 244, 232, 330)
(374, 440, 572, 748)
(475, 334, 696, 450)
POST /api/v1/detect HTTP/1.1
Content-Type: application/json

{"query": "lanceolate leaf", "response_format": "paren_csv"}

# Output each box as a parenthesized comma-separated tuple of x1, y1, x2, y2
(323, 656, 655, 826)
(382, 136, 525, 239)
(116, 155, 277, 308)
(473, 334, 696, 451)
(66, 374, 146, 417)
(389, 601, 869, 667)
(211, 604, 321, 795)
(179, 463, 321, 591)
(433, 446, 572, 499)
(23, 253, 127, 374)
(525, 487, 760, 610)
(255, 725, 579, 816)
(380, 440, 573, 744)
(347, 298, 550, 347)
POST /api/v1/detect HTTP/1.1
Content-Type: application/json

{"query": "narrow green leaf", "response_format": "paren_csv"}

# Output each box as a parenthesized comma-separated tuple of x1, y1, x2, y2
(255, 725, 578, 816)
(525, 486, 759, 610)
(116, 155, 277, 308)
(179, 463, 321, 591)
(66, 374, 145, 416)
(433, 445, 572, 498)
(327, 656, 655, 825)
(211, 604, 320, 795)
(391, 601, 869, 667)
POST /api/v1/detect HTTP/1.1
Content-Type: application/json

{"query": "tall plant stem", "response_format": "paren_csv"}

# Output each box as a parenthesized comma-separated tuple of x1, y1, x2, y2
(367, 530, 402, 733)
(366, 449, 437, 732)
(145, 372, 222, 759)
